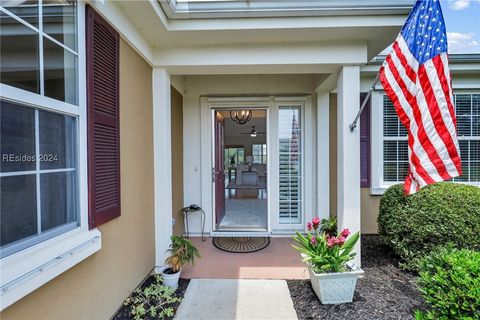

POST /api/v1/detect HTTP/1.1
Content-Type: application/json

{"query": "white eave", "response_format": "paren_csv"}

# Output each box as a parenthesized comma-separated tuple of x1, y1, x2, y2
(94, 0, 416, 70)
(362, 53, 480, 74)
(159, 0, 414, 19)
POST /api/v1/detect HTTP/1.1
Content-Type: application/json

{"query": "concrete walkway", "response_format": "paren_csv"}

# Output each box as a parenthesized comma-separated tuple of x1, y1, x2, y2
(174, 279, 298, 320)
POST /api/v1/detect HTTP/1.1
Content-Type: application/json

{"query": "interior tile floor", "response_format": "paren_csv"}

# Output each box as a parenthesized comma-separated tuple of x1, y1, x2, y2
(181, 237, 309, 280)
(219, 175, 268, 229)
(219, 199, 267, 228)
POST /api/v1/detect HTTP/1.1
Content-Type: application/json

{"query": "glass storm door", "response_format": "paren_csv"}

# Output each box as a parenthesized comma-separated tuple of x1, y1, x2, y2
(214, 111, 226, 227)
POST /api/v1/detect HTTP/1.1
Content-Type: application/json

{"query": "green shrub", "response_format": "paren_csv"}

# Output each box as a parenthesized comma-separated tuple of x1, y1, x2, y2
(415, 246, 480, 320)
(123, 275, 181, 320)
(378, 182, 480, 270)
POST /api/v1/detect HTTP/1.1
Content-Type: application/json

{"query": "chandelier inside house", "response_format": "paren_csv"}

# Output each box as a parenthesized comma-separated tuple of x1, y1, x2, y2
(230, 110, 252, 125)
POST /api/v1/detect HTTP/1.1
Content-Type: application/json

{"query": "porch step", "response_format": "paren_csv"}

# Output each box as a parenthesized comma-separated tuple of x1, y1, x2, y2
(174, 279, 298, 320)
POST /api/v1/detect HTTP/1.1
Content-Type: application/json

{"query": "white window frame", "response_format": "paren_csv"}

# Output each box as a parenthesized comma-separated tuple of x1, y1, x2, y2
(453, 92, 480, 184)
(224, 146, 244, 168)
(0, 2, 101, 311)
(274, 104, 305, 227)
(371, 90, 480, 195)
(252, 143, 267, 164)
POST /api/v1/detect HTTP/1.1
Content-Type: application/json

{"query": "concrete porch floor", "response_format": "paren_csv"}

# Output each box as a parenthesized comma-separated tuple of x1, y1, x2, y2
(181, 237, 309, 280)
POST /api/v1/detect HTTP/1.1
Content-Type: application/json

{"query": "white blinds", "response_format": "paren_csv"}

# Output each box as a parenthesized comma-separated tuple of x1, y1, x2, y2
(382, 93, 480, 183)
(278, 106, 302, 224)
(454, 94, 479, 182)
(382, 95, 408, 182)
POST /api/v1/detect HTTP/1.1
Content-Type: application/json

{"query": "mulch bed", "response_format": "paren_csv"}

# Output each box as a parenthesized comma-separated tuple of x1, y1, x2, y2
(113, 277, 190, 320)
(287, 235, 426, 320)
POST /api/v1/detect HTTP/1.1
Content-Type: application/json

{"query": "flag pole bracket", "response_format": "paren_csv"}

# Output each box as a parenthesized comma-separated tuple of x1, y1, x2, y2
(349, 73, 380, 132)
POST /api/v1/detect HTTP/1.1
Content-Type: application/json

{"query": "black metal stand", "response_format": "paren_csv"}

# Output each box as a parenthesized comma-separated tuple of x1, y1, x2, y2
(182, 206, 206, 241)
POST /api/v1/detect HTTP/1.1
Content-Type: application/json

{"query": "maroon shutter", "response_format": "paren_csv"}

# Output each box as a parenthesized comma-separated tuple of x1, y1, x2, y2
(360, 93, 371, 187)
(86, 6, 120, 228)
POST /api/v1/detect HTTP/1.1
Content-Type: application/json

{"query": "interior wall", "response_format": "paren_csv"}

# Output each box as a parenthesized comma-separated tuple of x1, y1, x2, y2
(171, 87, 185, 236)
(1, 39, 155, 319)
(225, 135, 267, 157)
(222, 111, 267, 157)
(183, 74, 319, 234)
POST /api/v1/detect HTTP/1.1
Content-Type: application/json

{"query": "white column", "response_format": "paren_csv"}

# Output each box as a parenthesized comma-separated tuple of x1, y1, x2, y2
(337, 66, 361, 266)
(153, 68, 172, 272)
(317, 92, 330, 221)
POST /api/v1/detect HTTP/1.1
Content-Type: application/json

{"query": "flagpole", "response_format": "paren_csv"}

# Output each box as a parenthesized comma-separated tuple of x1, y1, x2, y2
(349, 72, 380, 132)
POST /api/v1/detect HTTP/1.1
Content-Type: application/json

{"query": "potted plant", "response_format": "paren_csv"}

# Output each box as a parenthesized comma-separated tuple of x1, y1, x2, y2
(161, 236, 200, 290)
(293, 217, 363, 304)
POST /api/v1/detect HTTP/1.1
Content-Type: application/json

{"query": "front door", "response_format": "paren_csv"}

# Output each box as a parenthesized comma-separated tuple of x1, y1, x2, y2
(214, 111, 226, 227)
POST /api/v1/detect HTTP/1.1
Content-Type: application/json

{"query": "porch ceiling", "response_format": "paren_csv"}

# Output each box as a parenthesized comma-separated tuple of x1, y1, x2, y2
(115, 1, 409, 63)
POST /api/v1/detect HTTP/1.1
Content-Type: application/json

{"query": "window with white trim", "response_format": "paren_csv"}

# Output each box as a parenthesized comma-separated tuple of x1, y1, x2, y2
(382, 95, 409, 182)
(454, 94, 479, 182)
(224, 146, 244, 168)
(0, 1, 80, 257)
(372, 92, 479, 191)
(252, 143, 267, 164)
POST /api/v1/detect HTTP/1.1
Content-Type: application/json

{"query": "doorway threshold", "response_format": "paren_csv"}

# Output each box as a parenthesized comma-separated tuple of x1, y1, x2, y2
(211, 229, 270, 237)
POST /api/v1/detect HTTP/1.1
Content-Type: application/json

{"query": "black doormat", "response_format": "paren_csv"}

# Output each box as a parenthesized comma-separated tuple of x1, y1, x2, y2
(212, 237, 270, 253)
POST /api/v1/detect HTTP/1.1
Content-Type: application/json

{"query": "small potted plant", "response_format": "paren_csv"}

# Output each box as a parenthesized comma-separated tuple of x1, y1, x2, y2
(293, 217, 363, 304)
(161, 236, 200, 290)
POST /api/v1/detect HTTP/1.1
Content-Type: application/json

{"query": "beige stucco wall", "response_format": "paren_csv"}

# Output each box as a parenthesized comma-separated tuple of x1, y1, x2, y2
(171, 87, 185, 236)
(1, 39, 155, 320)
(361, 188, 380, 234)
(328, 93, 380, 234)
(329, 93, 338, 218)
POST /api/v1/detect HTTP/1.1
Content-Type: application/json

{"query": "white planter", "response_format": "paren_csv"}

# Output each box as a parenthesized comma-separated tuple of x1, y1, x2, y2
(160, 265, 181, 290)
(307, 262, 364, 304)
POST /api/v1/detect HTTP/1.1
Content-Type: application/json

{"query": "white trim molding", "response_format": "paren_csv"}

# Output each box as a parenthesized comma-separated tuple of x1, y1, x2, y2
(198, 96, 314, 234)
(152, 68, 173, 272)
(158, 0, 412, 20)
(0, 229, 101, 310)
(337, 66, 361, 266)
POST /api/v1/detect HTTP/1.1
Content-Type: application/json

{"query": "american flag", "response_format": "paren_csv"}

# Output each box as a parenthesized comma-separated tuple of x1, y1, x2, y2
(379, 0, 462, 195)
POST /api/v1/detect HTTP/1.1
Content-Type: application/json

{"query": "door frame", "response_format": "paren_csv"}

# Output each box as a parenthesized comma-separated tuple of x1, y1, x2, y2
(208, 102, 271, 234)
(213, 111, 226, 227)
(200, 96, 314, 236)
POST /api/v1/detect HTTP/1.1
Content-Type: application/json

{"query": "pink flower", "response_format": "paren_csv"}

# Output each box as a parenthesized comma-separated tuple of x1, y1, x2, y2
(326, 235, 336, 248)
(340, 228, 350, 238)
(336, 236, 346, 246)
(312, 217, 320, 230)
(310, 235, 317, 246)
(307, 222, 312, 232)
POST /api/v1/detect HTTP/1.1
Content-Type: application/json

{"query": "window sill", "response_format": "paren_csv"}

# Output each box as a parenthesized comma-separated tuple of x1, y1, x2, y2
(0, 228, 101, 310)
(370, 186, 392, 195)
(371, 182, 480, 195)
